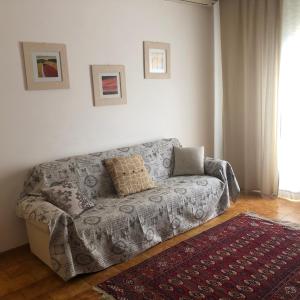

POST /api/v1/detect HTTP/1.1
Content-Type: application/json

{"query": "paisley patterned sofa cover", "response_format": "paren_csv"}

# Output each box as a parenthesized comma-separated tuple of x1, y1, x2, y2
(16, 138, 240, 280)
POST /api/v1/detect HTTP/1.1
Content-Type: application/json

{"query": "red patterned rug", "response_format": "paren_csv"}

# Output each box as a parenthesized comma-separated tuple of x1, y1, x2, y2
(94, 213, 300, 299)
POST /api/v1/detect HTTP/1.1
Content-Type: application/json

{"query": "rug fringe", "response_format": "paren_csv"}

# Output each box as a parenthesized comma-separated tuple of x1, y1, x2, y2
(244, 212, 300, 230)
(93, 286, 117, 300)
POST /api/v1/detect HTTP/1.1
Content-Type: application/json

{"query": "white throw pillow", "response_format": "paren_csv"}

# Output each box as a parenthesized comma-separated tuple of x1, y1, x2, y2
(173, 146, 205, 176)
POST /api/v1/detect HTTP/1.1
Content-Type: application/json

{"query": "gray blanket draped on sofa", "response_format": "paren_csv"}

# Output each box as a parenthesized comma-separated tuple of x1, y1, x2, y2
(16, 138, 240, 280)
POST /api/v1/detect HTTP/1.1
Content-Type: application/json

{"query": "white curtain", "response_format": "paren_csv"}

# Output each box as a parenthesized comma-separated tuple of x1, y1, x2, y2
(278, 0, 300, 200)
(213, 1, 223, 159)
(219, 0, 282, 197)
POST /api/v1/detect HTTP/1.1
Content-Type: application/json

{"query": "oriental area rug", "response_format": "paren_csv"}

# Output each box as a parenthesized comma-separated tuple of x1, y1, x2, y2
(94, 213, 300, 299)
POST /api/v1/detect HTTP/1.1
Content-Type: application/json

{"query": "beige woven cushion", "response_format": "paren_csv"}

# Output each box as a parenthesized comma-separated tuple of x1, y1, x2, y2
(103, 154, 155, 197)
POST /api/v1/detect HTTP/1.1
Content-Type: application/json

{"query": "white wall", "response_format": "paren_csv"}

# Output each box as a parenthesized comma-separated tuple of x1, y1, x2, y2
(0, 0, 214, 252)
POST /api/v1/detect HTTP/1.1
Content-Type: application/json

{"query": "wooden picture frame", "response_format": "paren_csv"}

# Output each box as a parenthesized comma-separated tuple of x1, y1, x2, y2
(91, 65, 127, 106)
(143, 41, 171, 79)
(22, 42, 69, 90)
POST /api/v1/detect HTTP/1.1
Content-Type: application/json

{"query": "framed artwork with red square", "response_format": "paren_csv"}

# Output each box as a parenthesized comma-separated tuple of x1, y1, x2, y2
(91, 65, 127, 106)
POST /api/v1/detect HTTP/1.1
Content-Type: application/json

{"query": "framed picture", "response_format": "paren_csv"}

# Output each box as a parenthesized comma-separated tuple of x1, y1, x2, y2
(91, 65, 127, 106)
(143, 41, 170, 79)
(22, 42, 69, 90)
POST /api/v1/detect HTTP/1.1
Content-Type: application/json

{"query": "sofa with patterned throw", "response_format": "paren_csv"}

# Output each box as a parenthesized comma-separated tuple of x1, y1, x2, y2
(16, 138, 240, 280)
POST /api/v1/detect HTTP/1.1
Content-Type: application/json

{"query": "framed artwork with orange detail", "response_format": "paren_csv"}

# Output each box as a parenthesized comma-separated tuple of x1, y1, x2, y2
(22, 42, 69, 90)
(91, 65, 127, 106)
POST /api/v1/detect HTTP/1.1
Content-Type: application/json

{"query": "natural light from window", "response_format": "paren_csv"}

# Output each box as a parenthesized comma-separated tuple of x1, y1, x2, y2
(278, 0, 300, 200)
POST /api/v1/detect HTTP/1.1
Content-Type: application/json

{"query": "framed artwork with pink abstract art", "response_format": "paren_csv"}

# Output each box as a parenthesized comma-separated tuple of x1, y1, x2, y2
(91, 65, 127, 106)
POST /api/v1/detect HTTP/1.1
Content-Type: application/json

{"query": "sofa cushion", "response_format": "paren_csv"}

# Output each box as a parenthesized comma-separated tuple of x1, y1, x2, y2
(42, 182, 94, 217)
(173, 146, 205, 176)
(103, 154, 155, 197)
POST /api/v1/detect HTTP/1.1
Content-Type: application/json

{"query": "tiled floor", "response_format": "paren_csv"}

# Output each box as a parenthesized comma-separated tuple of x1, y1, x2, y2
(1, 195, 299, 299)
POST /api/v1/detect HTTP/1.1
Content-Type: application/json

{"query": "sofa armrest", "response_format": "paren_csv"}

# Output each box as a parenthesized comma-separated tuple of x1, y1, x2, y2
(16, 195, 72, 227)
(204, 157, 240, 200)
